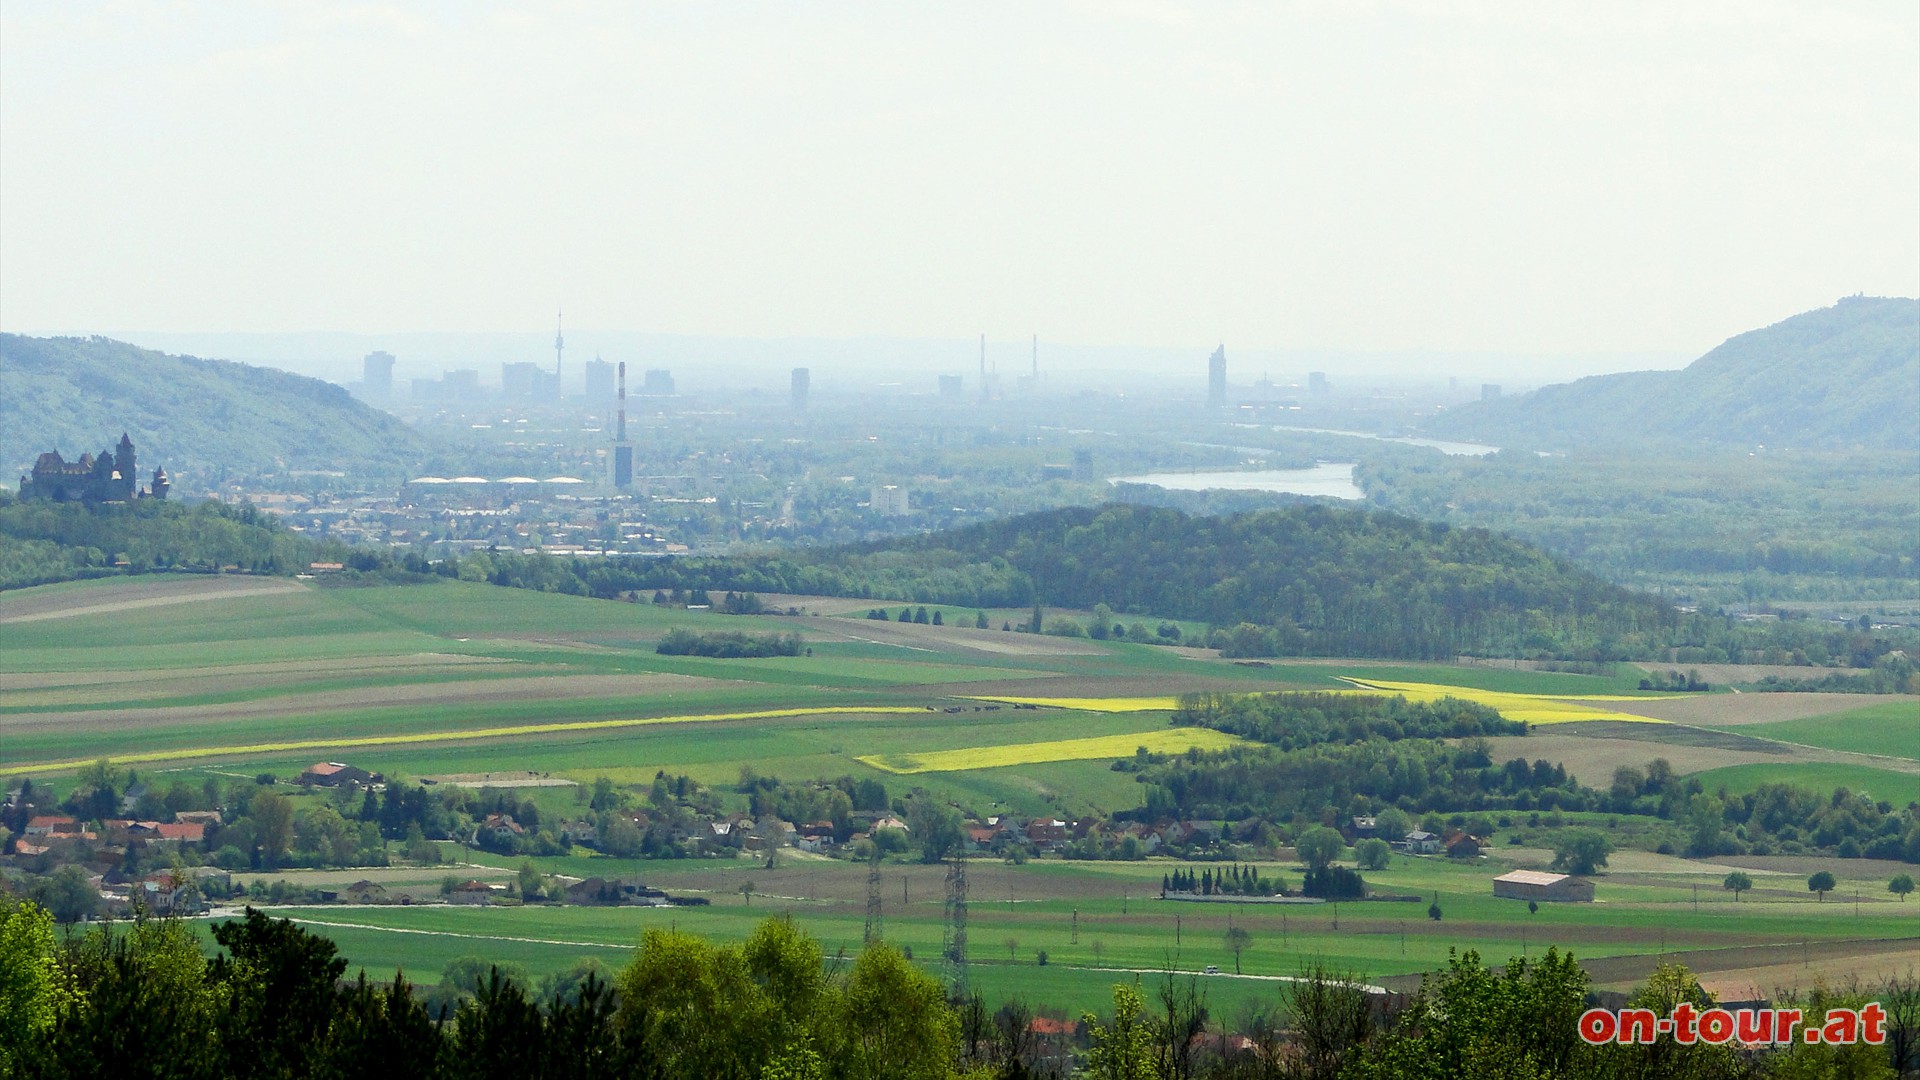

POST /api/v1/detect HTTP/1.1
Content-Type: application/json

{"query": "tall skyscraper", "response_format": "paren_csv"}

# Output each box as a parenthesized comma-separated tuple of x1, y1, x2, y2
(791, 367, 810, 409)
(1207, 345, 1227, 407)
(584, 357, 616, 402)
(362, 351, 395, 400)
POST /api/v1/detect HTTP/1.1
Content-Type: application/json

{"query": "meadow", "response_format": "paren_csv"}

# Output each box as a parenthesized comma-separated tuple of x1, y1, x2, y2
(4, 574, 1915, 1013)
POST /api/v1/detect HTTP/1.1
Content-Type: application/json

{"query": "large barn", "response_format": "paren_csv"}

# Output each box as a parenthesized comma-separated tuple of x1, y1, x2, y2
(1492, 869, 1594, 903)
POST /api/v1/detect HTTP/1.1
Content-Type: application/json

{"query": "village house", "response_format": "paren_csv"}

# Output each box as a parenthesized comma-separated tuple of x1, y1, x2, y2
(343, 880, 391, 904)
(297, 762, 378, 788)
(446, 880, 504, 905)
(564, 877, 669, 906)
(1445, 831, 1483, 859)
(1401, 830, 1442, 855)
(1493, 869, 1594, 902)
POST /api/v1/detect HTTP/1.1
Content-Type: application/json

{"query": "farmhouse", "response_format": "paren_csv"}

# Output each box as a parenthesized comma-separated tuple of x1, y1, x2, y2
(297, 762, 376, 787)
(1493, 869, 1594, 903)
(1402, 830, 1442, 855)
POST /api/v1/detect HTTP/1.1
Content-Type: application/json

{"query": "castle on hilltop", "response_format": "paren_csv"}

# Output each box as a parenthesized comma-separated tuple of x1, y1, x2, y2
(18, 433, 170, 503)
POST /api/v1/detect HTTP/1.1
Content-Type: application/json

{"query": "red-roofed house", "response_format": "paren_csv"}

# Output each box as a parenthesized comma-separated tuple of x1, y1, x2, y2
(25, 815, 80, 837)
(298, 762, 374, 787)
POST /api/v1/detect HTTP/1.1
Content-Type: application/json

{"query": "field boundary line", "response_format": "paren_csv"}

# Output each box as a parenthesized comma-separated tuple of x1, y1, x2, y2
(243, 913, 640, 952)
(0, 705, 926, 776)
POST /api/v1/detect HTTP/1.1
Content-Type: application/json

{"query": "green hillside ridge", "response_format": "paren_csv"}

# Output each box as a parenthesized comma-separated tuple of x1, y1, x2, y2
(1427, 296, 1919, 450)
(0, 334, 436, 490)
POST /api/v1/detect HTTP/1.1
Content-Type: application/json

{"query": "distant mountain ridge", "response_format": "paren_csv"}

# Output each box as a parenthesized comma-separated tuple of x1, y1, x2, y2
(0, 334, 436, 491)
(1427, 297, 1919, 451)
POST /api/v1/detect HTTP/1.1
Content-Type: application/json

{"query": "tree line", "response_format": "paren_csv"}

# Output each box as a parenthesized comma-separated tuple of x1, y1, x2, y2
(6, 900, 1915, 1079)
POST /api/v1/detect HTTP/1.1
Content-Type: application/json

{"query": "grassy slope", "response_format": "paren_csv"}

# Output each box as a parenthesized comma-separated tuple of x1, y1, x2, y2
(1702, 700, 1920, 761)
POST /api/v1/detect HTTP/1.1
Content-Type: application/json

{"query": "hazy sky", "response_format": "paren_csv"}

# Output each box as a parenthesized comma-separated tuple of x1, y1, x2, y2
(3, 1, 1915, 361)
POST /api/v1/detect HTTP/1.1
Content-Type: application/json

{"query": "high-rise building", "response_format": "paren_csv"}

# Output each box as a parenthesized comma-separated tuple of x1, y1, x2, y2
(501, 361, 555, 399)
(870, 484, 910, 516)
(1207, 345, 1227, 407)
(641, 370, 675, 396)
(1071, 448, 1094, 482)
(584, 358, 616, 402)
(362, 351, 395, 400)
(791, 367, 810, 409)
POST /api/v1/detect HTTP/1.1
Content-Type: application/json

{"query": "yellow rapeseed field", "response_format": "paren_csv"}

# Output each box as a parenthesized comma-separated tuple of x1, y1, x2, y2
(967, 681, 1675, 726)
(857, 726, 1244, 774)
(0, 706, 929, 777)
(1333, 679, 1674, 725)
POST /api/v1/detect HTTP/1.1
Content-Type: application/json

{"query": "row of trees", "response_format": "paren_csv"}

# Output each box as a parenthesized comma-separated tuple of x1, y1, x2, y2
(1174, 692, 1524, 749)
(8, 900, 1915, 1078)
(1129, 740, 1920, 866)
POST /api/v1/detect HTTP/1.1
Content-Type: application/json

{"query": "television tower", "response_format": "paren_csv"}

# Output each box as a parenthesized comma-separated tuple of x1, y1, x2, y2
(554, 309, 565, 400)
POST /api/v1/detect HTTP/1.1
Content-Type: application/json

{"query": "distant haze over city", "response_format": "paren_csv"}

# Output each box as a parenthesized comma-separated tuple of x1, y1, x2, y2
(3, 4, 1914, 368)
(94, 329, 1693, 395)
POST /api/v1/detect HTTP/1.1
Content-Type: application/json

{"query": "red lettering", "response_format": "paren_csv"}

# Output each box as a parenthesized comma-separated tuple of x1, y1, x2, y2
(1697, 1008, 1734, 1044)
(1578, 1008, 1617, 1045)
(1861, 1002, 1887, 1045)
(1736, 1008, 1772, 1044)
(1775, 1008, 1803, 1044)
(1619, 1008, 1659, 1045)
(1672, 1002, 1698, 1044)
(1823, 1009, 1859, 1045)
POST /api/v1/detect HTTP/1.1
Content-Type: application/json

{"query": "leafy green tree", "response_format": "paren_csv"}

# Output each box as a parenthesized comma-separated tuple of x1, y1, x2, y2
(831, 942, 957, 1079)
(33, 864, 99, 924)
(1891, 872, 1914, 901)
(1295, 826, 1346, 871)
(906, 796, 964, 864)
(1354, 837, 1393, 870)
(0, 901, 71, 1073)
(1344, 948, 1589, 1080)
(1374, 807, 1413, 842)
(1223, 926, 1252, 974)
(1808, 870, 1836, 900)
(1090, 603, 1113, 640)
(251, 788, 295, 868)
(209, 907, 351, 1078)
(1082, 982, 1155, 1080)
(1722, 871, 1752, 901)
(1550, 829, 1612, 876)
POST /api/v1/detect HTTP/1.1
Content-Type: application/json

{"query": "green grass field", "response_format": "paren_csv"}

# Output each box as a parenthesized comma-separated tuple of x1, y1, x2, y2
(1704, 700, 1920, 761)
(1690, 761, 1920, 805)
(9, 574, 1915, 1013)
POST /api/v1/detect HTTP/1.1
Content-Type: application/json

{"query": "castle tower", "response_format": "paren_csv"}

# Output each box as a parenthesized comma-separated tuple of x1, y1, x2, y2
(150, 467, 170, 500)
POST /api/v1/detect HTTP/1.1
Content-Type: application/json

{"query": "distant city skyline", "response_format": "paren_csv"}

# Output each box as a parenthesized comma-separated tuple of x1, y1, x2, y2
(2, 3, 1914, 363)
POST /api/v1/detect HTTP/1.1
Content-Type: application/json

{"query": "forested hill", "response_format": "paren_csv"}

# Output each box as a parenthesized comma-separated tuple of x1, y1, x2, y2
(1428, 296, 1919, 451)
(622, 503, 1679, 660)
(0, 334, 435, 490)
